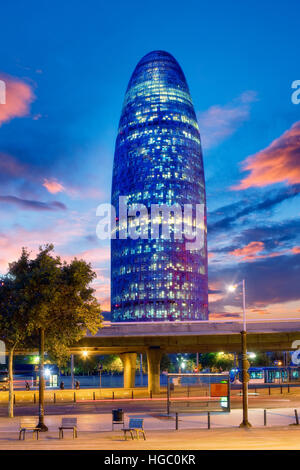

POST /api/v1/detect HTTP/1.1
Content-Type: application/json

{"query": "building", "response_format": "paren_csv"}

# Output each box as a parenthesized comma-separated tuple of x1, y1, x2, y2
(111, 50, 208, 321)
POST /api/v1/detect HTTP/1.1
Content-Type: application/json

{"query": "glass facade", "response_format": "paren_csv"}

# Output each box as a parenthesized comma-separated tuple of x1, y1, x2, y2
(111, 50, 208, 322)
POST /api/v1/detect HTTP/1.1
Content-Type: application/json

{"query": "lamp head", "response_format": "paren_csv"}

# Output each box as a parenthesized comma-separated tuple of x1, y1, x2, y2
(227, 284, 237, 293)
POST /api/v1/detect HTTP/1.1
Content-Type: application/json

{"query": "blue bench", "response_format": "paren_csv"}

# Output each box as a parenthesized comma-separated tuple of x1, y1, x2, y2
(122, 418, 146, 440)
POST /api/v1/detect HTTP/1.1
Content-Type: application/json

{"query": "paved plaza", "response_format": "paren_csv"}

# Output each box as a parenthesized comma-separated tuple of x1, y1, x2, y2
(0, 408, 299, 449)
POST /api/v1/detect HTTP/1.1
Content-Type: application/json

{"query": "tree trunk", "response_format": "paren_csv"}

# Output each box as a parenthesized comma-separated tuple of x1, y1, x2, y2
(38, 328, 48, 431)
(8, 348, 14, 418)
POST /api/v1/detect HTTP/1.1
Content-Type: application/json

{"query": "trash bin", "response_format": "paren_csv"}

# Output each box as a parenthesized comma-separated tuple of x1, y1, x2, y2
(112, 408, 124, 422)
(112, 408, 124, 430)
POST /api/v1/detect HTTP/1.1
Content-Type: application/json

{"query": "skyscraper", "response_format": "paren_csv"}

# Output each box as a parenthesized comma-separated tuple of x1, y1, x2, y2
(111, 50, 208, 321)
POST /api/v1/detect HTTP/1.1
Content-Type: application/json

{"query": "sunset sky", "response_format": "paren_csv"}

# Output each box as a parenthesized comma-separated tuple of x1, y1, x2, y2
(0, 0, 299, 320)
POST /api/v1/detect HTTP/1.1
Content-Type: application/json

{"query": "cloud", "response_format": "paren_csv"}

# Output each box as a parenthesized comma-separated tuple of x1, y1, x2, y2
(229, 240, 289, 262)
(63, 247, 110, 265)
(0, 195, 66, 211)
(0, 212, 95, 273)
(230, 241, 265, 260)
(43, 178, 65, 194)
(208, 184, 300, 234)
(209, 251, 300, 312)
(0, 152, 31, 179)
(209, 312, 241, 320)
(0, 152, 103, 202)
(43, 180, 105, 200)
(197, 91, 257, 149)
(233, 121, 300, 190)
(233, 218, 300, 252)
(0, 74, 35, 126)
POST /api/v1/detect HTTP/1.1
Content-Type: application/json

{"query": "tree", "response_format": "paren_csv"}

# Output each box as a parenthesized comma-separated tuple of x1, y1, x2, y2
(0, 252, 32, 417)
(100, 355, 123, 374)
(160, 354, 173, 372)
(8, 244, 102, 430)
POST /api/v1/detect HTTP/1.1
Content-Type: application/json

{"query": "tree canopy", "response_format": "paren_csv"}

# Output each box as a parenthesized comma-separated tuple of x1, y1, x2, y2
(0, 244, 103, 364)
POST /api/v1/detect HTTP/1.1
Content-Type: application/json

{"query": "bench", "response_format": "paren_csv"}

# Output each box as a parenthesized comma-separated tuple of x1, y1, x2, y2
(19, 418, 40, 440)
(122, 418, 146, 440)
(59, 417, 78, 439)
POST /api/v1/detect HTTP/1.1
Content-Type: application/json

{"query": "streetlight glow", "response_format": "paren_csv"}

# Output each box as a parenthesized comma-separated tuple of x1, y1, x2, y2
(82, 350, 88, 358)
(227, 284, 237, 293)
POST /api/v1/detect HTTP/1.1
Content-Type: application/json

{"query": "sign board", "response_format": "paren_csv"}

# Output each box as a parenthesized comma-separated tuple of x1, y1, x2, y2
(210, 383, 228, 397)
(166, 373, 230, 413)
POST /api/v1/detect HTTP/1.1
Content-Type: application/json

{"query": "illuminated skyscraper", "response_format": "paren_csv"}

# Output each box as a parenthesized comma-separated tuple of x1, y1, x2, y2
(111, 50, 208, 321)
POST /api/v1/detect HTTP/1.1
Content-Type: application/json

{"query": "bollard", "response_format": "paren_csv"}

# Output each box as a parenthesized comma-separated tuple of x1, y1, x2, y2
(93, 391, 95, 401)
(264, 409, 267, 426)
(150, 390, 152, 399)
(132, 390, 134, 400)
(207, 411, 211, 429)
(268, 386, 271, 395)
(13, 394, 16, 405)
(73, 392, 76, 403)
(280, 385, 282, 394)
(294, 409, 299, 425)
(34, 393, 36, 404)
(112, 391, 115, 400)
(54, 392, 56, 404)
(288, 384, 290, 393)
(175, 412, 178, 430)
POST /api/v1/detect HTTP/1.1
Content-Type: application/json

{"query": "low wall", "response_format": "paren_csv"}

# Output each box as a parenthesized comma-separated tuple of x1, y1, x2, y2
(0, 387, 156, 404)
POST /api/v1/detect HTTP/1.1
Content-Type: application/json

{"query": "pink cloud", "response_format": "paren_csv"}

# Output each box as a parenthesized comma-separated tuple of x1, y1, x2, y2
(230, 241, 265, 260)
(0, 74, 35, 126)
(0, 218, 110, 309)
(233, 121, 300, 190)
(229, 241, 296, 262)
(197, 91, 257, 149)
(63, 247, 110, 265)
(0, 152, 102, 201)
(42, 177, 104, 200)
(43, 179, 65, 194)
(0, 215, 88, 273)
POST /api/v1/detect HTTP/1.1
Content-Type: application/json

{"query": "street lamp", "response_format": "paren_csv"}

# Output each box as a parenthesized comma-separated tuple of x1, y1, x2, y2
(227, 279, 251, 428)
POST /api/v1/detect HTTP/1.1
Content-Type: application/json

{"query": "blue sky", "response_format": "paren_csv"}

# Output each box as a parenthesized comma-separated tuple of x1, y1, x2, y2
(0, 0, 299, 318)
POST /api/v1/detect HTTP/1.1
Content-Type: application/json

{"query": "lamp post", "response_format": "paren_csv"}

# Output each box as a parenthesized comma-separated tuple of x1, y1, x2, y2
(70, 354, 75, 389)
(98, 363, 103, 388)
(227, 279, 251, 428)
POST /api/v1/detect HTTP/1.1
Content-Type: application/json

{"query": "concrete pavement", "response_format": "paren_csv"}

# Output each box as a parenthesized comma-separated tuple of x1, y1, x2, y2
(0, 408, 299, 449)
(0, 425, 299, 450)
(0, 407, 298, 432)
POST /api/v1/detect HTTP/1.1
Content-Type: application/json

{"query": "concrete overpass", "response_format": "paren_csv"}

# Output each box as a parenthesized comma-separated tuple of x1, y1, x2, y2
(72, 319, 300, 393)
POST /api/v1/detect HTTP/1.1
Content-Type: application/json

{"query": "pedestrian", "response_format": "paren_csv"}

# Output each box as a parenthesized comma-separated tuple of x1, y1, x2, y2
(25, 381, 30, 391)
(60, 381, 65, 390)
(75, 380, 80, 390)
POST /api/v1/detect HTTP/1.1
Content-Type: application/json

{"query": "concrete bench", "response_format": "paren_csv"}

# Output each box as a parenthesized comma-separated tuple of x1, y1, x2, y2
(19, 417, 40, 440)
(59, 417, 78, 439)
(122, 418, 146, 440)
